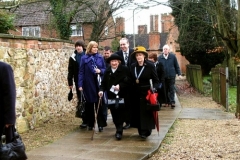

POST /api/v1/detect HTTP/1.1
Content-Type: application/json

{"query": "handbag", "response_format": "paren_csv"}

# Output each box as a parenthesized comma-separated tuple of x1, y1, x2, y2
(107, 95, 124, 109)
(0, 126, 28, 160)
(146, 102, 161, 111)
(145, 79, 160, 111)
(75, 91, 86, 118)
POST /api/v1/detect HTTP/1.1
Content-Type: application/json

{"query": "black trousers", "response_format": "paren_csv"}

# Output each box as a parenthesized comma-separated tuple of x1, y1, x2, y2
(85, 102, 107, 128)
(109, 105, 125, 134)
(164, 77, 176, 105)
(0, 124, 14, 143)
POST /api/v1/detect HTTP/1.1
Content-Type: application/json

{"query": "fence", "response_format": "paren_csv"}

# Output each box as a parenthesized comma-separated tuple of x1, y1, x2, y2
(211, 67, 229, 111)
(186, 64, 203, 93)
(236, 65, 240, 119)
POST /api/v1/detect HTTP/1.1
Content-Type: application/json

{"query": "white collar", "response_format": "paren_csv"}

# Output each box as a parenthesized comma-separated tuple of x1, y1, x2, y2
(163, 53, 168, 59)
(111, 68, 117, 73)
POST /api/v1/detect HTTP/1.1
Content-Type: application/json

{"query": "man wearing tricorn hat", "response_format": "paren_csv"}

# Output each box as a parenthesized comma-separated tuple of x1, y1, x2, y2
(129, 46, 160, 139)
(98, 54, 131, 140)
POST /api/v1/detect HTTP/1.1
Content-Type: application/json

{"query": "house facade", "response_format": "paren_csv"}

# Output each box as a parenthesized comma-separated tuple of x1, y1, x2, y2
(122, 14, 189, 73)
(8, 1, 188, 73)
(9, 1, 118, 49)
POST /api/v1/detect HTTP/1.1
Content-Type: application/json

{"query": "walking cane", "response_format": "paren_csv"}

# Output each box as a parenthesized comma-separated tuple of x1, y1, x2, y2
(91, 97, 102, 140)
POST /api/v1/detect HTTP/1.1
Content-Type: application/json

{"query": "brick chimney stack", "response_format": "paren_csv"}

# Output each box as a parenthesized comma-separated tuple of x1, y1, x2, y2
(161, 14, 174, 33)
(149, 15, 160, 50)
(150, 15, 159, 32)
(115, 17, 125, 37)
(138, 25, 147, 34)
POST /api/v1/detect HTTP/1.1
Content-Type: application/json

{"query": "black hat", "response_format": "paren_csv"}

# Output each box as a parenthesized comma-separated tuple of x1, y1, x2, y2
(106, 54, 123, 63)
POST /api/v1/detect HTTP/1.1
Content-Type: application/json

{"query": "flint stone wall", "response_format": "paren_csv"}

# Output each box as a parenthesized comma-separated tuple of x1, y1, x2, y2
(0, 34, 78, 133)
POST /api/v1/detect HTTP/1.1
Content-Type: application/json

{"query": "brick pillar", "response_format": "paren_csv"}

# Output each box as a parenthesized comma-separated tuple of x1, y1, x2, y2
(149, 32, 160, 50)
(138, 25, 147, 34)
(150, 15, 159, 32)
(161, 14, 174, 33)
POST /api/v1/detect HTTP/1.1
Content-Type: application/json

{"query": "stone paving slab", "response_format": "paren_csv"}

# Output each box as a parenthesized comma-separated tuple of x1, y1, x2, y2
(178, 108, 235, 120)
(26, 95, 235, 160)
(26, 97, 182, 160)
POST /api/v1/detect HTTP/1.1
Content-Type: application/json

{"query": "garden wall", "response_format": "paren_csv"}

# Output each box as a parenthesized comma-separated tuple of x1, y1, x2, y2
(0, 34, 77, 133)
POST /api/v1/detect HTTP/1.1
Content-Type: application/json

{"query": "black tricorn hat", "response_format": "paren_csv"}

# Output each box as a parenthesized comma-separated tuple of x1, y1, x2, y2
(106, 54, 123, 63)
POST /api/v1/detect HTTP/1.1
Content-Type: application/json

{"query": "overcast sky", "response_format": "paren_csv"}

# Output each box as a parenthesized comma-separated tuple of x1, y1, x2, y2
(114, 0, 172, 34)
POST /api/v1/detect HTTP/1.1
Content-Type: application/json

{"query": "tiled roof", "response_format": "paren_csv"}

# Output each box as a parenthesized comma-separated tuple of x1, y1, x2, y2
(126, 34, 149, 49)
(11, 1, 51, 26)
(160, 32, 168, 50)
(10, 1, 98, 26)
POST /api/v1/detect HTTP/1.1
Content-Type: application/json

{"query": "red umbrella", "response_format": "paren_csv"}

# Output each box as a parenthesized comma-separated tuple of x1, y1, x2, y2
(146, 79, 160, 135)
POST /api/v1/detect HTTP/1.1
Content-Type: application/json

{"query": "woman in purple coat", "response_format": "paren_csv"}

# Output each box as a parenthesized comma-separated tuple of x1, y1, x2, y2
(78, 41, 107, 131)
(0, 62, 16, 143)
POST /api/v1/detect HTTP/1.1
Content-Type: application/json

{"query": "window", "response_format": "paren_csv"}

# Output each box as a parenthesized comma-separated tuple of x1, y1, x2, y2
(71, 24, 83, 36)
(104, 26, 108, 36)
(22, 26, 40, 37)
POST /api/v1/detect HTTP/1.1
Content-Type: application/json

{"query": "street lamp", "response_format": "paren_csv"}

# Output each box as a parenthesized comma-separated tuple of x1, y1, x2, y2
(133, 6, 149, 48)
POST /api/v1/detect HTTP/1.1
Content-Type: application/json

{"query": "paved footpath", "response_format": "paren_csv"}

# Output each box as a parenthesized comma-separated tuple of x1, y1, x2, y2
(26, 95, 234, 160)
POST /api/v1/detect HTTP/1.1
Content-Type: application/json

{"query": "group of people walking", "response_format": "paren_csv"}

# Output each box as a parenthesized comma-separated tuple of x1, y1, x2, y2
(67, 37, 182, 140)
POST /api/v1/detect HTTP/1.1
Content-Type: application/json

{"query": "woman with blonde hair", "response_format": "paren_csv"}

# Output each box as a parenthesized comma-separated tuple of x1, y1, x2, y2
(78, 41, 107, 131)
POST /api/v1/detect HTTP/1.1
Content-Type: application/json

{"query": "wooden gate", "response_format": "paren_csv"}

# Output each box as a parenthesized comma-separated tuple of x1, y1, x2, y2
(236, 65, 240, 119)
(186, 64, 203, 93)
(211, 67, 229, 111)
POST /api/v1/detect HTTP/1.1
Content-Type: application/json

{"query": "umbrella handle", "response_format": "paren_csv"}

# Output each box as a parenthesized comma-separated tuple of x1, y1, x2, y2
(149, 79, 154, 92)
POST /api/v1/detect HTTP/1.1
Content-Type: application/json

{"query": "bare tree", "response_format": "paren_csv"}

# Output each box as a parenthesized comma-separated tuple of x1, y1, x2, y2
(80, 0, 133, 42)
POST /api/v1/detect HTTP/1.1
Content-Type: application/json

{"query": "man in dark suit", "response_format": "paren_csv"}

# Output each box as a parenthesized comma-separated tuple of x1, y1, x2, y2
(0, 61, 16, 143)
(115, 37, 135, 129)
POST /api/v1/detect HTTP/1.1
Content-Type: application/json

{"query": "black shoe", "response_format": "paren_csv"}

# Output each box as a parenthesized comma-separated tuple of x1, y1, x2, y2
(141, 135, 147, 139)
(171, 104, 175, 109)
(123, 123, 130, 129)
(80, 123, 87, 129)
(115, 133, 122, 140)
(88, 127, 93, 131)
(99, 127, 103, 132)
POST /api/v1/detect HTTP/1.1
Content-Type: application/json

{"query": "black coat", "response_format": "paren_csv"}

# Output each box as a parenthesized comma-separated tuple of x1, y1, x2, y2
(99, 65, 132, 126)
(129, 60, 160, 130)
(100, 65, 131, 100)
(67, 50, 85, 87)
(155, 61, 167, 104)
(115, 49, 136, 68)
(0, 62, 16, 136)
